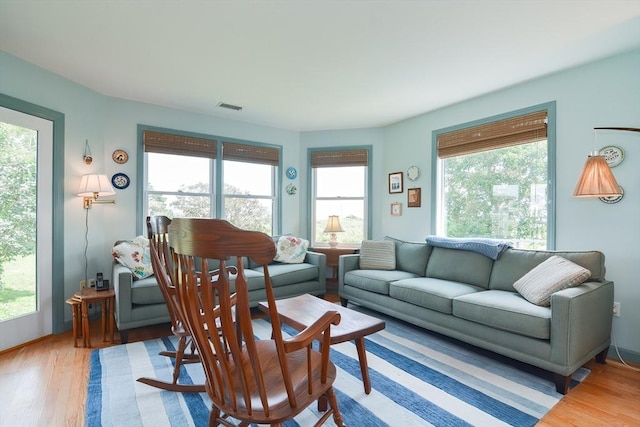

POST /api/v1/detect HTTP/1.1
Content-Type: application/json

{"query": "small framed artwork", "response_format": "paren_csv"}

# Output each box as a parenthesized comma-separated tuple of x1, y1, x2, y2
(391, 202, 402, 216)
(389, 172, 403, 194)
(408, 188, 421, 208)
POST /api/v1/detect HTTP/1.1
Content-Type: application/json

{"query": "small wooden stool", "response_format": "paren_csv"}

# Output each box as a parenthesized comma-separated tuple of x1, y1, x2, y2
(65, 297, 82, 347)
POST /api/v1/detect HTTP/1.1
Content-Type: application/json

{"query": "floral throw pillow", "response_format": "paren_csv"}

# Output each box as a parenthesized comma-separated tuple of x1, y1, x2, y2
(112, 236, 154, 280)
(274, 236, 309, 264)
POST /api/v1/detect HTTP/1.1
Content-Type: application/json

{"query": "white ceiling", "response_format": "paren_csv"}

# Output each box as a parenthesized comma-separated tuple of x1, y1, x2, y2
(1, 1, 639, 131)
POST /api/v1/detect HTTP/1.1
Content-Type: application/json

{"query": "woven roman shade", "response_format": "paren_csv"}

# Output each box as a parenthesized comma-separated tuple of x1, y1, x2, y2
(311, 149, 369, 168)
(437, 111, 547, 158)
(222, 142, 279, 166)
(144, 130, 217, 159)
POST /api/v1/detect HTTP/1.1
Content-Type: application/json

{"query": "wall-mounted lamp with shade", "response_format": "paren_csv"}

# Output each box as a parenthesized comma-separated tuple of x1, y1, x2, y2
(324, 215, 344, 247)
(77, 174, 116, 208)
(572, 127, 639, 198)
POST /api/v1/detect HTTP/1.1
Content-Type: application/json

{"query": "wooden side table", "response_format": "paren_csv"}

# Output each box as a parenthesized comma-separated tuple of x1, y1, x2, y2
(72, 287, 116, 348)
(310, 247, 358, 286)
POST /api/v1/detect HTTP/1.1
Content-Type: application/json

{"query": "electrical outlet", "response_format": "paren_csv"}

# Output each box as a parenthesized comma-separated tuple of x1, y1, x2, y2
(89, 279, 96, 288)
(613, 301, 621, 317)
(80, 280, 86, 289)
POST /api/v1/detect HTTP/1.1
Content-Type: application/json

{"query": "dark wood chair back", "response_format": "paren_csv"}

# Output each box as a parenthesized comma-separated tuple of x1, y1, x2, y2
(169, 218, 344, 426)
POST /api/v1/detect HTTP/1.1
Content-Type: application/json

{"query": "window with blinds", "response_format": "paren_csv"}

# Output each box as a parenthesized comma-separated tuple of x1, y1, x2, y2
(433, 104, 555, 250)
(310, 148, 371, 247)
(141, 126, 281, 235)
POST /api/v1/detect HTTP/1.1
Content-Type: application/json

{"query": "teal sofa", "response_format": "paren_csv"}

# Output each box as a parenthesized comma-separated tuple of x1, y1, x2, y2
(113, 249, 327, 342)
(338, 237, 613, 394)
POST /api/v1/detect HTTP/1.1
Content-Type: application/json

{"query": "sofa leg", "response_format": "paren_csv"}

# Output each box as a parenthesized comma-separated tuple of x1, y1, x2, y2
(120, 330, 129, 344)
(340, 297, 348, 307)
(553, 373, 571, 395)
(595, 347, 608, 364)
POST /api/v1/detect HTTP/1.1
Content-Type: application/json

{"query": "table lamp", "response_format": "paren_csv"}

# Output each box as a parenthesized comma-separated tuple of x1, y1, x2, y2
(324, 215, 344, 247)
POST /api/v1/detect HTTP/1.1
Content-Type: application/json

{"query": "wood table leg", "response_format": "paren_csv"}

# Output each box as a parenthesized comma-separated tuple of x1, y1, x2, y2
(355, 337, 372, 394)
(81, 301, 91, 348)
(109, 295, 115, 343)
(101, 299, 107, 342)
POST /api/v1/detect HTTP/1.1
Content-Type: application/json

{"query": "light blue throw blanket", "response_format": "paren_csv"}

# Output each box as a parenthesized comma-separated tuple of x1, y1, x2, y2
(426, 236, 512, 260)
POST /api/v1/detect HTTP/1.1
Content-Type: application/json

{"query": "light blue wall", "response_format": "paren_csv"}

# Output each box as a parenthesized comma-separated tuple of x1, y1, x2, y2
(2, 48, 638, 358)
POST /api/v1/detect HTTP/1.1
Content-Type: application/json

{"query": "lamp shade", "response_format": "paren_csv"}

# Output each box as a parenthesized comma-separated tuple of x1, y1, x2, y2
(572, 154, 622, 197)
(77, 174, 116, 197)
(323, 215, 344, 233)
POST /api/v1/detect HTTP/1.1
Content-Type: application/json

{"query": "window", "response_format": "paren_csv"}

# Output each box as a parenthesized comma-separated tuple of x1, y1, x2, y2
(433, 104, 555, 249)
(142, 126, 280, 235)
(310, 148, 371, 247)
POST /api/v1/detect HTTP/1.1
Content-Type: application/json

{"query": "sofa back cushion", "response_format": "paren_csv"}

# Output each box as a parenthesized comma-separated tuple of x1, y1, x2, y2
(489, 248, 606, 292)
(385, 236, 431, 276)
(425, 247, 493, 288)
(359, 240, 396, 270)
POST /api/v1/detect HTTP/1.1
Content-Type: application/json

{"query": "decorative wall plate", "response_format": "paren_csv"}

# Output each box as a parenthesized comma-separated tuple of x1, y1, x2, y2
(599, 185, 624, 204)
(286, 183, 297, 195)
(112, 149, 129, 164)
(286, 167, 297, 179)
(599, 145, 624, 167)
(111, 173, 130, 190)
(407, 165, 420, 181)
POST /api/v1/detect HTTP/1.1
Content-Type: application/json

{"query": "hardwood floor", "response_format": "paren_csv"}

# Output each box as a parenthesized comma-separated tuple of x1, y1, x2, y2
(1, 293, 638, 427)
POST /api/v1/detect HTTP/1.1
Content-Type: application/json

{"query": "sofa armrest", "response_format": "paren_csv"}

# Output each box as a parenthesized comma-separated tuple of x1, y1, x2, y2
(112, 262, 134, 325)
(338, 254, 360, 292)
(304, 251, 327, 290)
(550, 280, 614, 369)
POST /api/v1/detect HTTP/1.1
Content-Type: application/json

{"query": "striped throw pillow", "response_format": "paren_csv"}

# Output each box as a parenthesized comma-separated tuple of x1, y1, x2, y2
(513, 256, 591, 306)
(359, 240, 396, 270)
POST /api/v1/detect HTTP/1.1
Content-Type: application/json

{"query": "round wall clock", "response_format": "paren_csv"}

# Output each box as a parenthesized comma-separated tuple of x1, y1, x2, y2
(111, 173, 130, 190)
(407, 165, 420, 181)
(286, 167, 298, 180)
(112, 149, 129, 164)
(599, 145, 624, 167)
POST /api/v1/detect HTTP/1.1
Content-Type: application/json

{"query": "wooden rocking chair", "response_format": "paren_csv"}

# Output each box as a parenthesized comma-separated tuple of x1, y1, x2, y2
(169, 218, 345, 427)
(136, 215, 205, 393)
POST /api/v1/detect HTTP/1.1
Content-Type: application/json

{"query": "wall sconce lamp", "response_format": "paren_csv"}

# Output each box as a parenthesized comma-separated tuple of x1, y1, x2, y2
(572, 127, 639, 198)
(77, 174, 116, 208)
(324, 215, 344, 247)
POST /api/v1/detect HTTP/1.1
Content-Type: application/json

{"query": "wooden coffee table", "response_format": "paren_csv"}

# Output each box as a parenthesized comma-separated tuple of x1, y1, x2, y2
(258, 293, 385, 395)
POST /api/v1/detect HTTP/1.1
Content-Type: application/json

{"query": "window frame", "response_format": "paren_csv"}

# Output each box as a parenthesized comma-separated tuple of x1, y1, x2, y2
(137, 124, 282, 235)
(431, 102, 557, 249)
(307, 146, 373, 248)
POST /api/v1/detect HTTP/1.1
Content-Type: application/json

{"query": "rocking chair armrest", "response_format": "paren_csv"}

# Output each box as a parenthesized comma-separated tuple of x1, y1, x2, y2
(282, 310, 341, 353)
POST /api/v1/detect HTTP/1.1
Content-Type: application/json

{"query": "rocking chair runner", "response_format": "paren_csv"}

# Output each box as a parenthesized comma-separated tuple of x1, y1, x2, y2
(169, 218, 345, 427)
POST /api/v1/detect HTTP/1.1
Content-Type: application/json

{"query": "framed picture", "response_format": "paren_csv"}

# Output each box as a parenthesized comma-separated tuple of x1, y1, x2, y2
(388, 172, 403, 194)
(390, 202, 402, 216)
(408, 188, 421, 208)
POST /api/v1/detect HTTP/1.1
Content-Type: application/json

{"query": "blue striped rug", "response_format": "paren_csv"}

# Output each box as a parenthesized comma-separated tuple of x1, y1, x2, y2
(87, 309, 589, 426)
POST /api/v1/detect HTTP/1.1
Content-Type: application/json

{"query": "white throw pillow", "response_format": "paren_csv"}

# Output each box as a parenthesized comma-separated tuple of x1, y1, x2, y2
(112, 236, 154, 280)
(274, 236, 309, 264)
(513, 255, 591, 306)
(359, 240, 396, 270)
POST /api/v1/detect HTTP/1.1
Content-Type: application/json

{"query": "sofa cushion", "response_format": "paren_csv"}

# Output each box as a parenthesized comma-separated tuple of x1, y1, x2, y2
(344, 269, 417, 295)
(453, 290, 551, 339)
(273, 236, 309, 264)
(130, 276, 165, 305)
(390, 278, 484, 314)
(112, 237, 154, 280)
(425, 247, 493, 288)
(260, 262, 319, 288)
(489, 248, 604, 292)
(513, 256, 591, 306)
(385, 236, 431, 276)
(359, 240, 396, 270)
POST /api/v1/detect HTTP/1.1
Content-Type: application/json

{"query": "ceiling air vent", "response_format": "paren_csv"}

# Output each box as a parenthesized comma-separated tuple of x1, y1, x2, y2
(217, 102, 243, 111)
